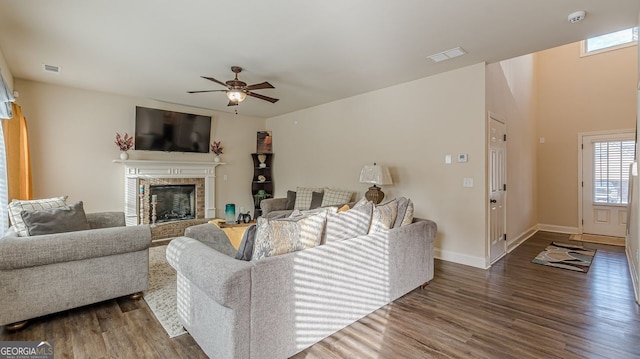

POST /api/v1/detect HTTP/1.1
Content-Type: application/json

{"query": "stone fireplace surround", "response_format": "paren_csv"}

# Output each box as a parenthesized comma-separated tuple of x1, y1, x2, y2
(115, 160, 222, 239)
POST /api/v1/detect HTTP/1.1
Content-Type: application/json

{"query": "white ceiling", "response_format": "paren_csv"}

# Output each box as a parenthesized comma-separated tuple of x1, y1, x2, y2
(0, 1, 638, 118)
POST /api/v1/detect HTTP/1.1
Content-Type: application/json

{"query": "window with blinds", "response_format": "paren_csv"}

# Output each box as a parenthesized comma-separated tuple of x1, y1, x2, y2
(593, 140, 635, 204)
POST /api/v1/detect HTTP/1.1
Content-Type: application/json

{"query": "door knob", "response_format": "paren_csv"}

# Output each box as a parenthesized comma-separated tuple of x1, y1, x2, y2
(490, 199, 497, 203)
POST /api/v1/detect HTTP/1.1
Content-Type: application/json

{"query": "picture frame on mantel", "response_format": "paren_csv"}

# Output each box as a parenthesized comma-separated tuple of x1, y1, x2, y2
(257, 131, 272, 153)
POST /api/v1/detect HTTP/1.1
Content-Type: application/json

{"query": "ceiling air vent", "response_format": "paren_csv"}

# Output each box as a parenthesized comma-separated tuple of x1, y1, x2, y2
(427, 47, 467, 63)
(42, 64, 61, 74)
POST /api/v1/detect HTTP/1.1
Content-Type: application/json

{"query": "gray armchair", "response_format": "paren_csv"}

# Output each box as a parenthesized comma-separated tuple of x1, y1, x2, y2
(0, 212, 151, 330)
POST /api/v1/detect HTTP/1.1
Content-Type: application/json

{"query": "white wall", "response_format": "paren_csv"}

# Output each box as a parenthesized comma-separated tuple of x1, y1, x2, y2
(536, 42, 637, 229)
(0, 46, 12, 91)
(266, 63, 489, 268)
(14, 79, 266, 217)
(486, 55, 538, 251)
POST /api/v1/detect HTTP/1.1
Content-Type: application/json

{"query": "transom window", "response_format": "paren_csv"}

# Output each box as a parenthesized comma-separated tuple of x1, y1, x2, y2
(582, 27, 638, 56)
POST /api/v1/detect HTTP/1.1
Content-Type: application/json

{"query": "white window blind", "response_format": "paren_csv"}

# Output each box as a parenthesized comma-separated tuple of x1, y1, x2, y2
(593, 140, 635, 204)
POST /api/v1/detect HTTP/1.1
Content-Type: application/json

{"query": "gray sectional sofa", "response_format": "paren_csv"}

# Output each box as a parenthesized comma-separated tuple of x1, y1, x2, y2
(167, 217, 436, 359)
(0, 212, 152, 328)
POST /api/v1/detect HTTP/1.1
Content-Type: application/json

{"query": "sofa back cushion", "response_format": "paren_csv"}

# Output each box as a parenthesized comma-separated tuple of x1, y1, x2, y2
(8, 196, 68, 236)
(252, 212, 327, 260)
(285, 190, 297, 210)
(323, 201, 373, 243)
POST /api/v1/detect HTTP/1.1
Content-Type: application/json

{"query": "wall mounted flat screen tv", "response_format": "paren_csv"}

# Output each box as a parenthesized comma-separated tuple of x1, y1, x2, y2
(135, 106, 212, 153)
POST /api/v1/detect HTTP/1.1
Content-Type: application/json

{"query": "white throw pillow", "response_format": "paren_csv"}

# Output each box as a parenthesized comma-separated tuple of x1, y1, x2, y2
(320, 188, 353, 207)
(369, 199, 398, 233)
(353, 197, 371, 208)
(324, 201, 373, 243)
(294, 187, 324, 210)
(8, 196, 68, 237)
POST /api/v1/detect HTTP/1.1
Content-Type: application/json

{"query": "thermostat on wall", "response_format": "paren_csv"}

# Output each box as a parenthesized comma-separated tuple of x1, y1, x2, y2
(458, 154, 468, 163)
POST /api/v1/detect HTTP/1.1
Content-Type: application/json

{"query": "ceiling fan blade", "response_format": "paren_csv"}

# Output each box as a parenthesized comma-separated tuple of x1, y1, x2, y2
(246, 91, 279, 103)
(227, 100, 239, 107)
(245, 82, 275, 91)
(187, 90, 226, 93)
(202, 76, 229, 88)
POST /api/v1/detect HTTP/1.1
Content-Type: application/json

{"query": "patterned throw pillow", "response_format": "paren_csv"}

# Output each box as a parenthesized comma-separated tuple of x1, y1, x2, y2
(320, 188, 353, 207)
(252, 212, 327, 260)
(401, 199, 414, 226)
(294, 187, 324, 210)
(370, 199, 399, 233)
(324, 201, 373, 243)
(394, 197, 409, 228)
(8, 196, 68, 237)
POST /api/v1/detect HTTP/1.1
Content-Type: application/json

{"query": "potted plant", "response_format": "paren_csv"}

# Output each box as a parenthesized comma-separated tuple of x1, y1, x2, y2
(115, 132, 134, 160)
(211, 141, 224, 162)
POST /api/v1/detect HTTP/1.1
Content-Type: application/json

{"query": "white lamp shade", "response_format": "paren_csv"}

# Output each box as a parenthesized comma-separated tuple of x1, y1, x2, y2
(359, 164, 393, 185)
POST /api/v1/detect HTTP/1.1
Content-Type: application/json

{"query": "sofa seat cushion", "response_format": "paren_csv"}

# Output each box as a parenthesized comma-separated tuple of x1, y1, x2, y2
(21, 201, 90, 236)
(8, 196, 68, 237)
(252, 212, 327, 260)
(0, 225, 151, 270)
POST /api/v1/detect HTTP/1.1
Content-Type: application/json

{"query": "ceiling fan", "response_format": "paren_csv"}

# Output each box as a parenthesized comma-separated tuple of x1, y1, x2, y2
(188, 66, 279, 107)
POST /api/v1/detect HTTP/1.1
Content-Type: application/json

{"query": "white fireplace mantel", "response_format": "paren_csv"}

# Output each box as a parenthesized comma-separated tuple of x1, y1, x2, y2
(113, 160, 224, 225)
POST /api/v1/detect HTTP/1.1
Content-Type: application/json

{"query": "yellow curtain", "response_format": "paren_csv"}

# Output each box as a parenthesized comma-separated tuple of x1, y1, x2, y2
(2, 103, 32, 201)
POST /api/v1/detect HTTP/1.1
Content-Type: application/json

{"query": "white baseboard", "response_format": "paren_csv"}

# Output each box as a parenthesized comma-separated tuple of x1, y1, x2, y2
(435, 248, 488, 269)
(507, 225, 538, 253)
(626, 245, 640, 304)
(537, 224, 579, 234)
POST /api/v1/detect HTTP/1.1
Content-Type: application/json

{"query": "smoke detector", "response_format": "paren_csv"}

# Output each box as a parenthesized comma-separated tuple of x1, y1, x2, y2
(568, 10, 586, 24)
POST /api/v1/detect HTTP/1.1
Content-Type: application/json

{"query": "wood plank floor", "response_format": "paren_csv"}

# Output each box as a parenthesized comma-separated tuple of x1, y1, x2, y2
(2, 231, 639, 358)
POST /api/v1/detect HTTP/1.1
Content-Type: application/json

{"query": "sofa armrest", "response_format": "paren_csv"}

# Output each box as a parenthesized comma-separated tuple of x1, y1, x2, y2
(167, 236, 253, 308)
(0, 225, 151, 270)
(87, 212, 126, 229)
(412, 217, 438, 240)
(260, 198, 288, 216)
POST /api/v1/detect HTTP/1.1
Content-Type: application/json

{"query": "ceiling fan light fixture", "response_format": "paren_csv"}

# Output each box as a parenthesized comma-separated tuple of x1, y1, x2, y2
(226, 90, 247, 102)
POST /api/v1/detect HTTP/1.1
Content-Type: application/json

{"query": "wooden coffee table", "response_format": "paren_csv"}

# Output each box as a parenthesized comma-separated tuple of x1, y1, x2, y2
(214, 220, 257, 229)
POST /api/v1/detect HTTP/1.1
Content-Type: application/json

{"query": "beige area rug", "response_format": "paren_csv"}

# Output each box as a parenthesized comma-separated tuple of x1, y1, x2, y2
(144, 245, 187, 338)
(569, 233, 625, 247)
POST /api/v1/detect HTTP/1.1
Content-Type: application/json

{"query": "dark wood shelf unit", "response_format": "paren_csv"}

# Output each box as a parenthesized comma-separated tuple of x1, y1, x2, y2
(251, 153, 273, 219)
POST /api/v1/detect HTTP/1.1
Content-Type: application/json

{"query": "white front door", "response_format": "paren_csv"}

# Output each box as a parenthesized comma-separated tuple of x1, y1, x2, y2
(581, 132, 635, 237)
(489, 115, 506, 263)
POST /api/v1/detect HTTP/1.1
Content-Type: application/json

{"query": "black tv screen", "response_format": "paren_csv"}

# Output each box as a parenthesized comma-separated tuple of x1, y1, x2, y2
(135, 106, 212, 153)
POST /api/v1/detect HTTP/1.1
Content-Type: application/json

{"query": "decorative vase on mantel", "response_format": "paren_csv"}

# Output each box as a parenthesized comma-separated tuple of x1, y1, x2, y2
(120, 151, 129, 160)
(214, 155, 221, 163)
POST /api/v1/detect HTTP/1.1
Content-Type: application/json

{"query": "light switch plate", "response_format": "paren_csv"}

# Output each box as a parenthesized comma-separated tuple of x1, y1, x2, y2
(445, 155, 452, 164)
